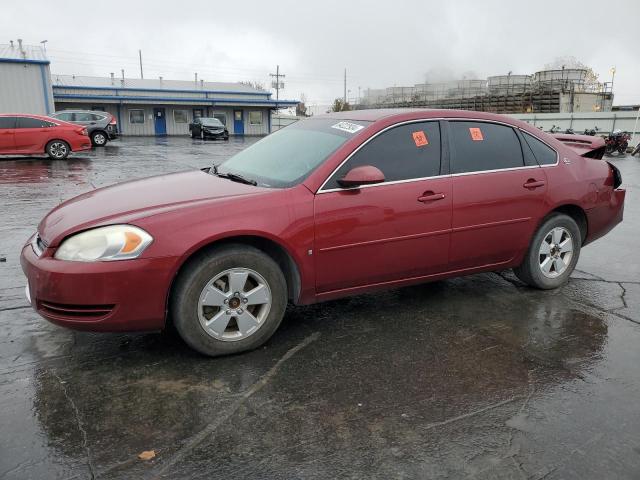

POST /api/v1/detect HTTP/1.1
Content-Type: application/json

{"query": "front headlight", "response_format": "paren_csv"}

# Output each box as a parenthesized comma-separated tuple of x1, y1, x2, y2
(54, 225, 153, 262)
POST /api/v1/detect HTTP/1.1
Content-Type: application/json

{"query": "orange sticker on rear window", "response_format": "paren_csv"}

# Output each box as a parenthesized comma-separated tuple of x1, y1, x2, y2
(469, 127, 484, 141)
(412, 131, 429, 147)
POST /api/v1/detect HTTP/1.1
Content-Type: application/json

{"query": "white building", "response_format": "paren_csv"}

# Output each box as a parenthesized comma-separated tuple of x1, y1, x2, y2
(0, 43, 299, 136)
(0, 41, 54, 114)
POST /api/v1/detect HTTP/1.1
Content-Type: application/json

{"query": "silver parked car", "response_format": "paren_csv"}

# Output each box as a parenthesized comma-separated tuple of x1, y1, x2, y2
(49, 110, 119, 147)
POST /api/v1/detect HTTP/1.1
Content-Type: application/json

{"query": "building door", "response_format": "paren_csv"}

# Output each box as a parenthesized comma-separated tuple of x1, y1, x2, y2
(233, 110, 244, 135)
(154, 108, 167, 136)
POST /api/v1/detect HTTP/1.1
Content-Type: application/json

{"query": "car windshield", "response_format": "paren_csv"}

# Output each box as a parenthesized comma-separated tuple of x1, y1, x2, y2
(200, 118, 224, 127)
(217, 118, 371, 188)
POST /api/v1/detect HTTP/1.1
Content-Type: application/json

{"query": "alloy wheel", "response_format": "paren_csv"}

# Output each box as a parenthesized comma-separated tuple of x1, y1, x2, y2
(539, 227, 573, 278)
(93, 133, 106, 145)
(50, 142, 68, 159)
(197, 268, 272, 341)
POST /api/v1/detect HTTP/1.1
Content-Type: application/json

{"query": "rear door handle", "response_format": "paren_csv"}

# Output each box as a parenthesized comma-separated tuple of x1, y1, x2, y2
(418, 191, 446, 203)
(523, 179, 545, 189)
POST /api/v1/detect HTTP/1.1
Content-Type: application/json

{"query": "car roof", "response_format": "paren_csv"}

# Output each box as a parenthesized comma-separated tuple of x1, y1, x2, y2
(315, 108, 520, 124)
(0, 113, 55, 120)
(52, 110, 108, 115)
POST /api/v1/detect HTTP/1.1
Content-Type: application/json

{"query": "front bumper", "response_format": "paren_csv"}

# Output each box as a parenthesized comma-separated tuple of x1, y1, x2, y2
(21, 241, 178, 332)
(202, 129, 229, 139)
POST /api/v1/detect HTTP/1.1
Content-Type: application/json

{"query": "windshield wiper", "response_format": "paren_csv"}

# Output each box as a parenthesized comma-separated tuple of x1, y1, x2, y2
(210, 164, 257, 186)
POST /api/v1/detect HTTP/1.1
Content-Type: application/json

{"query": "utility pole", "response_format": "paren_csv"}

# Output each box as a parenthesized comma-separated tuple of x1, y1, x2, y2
(269, 65, 286, 131)
(343, 68, 347, 105)
(139, 50, 144, 79)
(270, 65, 286, 103)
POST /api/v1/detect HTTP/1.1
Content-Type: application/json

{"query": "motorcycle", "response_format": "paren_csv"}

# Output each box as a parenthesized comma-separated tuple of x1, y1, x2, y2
(564, 128, 575, 134)
(605, 130, 631, 155)
(548, 125, 562, 133)
(583, 127, 599, 136)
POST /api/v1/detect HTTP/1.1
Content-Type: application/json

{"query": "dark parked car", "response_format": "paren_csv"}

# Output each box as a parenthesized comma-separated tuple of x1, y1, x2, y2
(189, 117, 229, 140)
(22, 109, 625, 357)
(49, 110, 118, 147)
(0, 113, 92, 159)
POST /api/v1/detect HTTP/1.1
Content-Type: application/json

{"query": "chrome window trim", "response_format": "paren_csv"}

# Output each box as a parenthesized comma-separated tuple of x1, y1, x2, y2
(320, 174, 450, 194)
(317, 117, 555, 194)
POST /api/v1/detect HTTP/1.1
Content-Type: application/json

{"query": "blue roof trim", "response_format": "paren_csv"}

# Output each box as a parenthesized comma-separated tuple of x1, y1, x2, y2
(52, 84, 272, 97)
(53, 93, 299, 106)
(0, 57, 50, 65)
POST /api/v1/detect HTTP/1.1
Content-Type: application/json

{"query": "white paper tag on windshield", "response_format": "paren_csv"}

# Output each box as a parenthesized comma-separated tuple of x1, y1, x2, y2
(331, 121, 365, 134)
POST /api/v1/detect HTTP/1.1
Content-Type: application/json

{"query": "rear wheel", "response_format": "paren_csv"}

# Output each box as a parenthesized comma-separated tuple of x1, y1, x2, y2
(513, 213, 581, 289)
(171, 245, 287, 356)
(90, 131, 108, 147)
(46, 140, 70, 160)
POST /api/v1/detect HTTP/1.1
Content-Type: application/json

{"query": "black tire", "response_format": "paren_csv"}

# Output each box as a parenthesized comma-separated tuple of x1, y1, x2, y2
(513, 213, 581, 289)
(171, 244, 287, 357)
(90, 131, 108, 147)
(45, 140, 70, 160)
(190, 129, 196, 139)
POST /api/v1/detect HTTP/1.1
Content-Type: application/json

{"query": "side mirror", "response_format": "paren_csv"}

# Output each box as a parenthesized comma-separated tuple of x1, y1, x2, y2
(337, 165, 385, 188)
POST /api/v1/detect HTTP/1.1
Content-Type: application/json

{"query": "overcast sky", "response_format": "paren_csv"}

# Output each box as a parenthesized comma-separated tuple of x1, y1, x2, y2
(3, 0, 639, 109)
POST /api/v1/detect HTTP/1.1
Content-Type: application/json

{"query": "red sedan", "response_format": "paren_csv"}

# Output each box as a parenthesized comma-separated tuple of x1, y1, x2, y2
(0, 113, 92, 159)
(21, 109, 625, 356)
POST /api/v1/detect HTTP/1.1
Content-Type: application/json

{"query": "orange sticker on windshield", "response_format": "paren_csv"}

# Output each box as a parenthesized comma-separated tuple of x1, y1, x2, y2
(412, 131, 429, 147)
(469, 127, 484, 141)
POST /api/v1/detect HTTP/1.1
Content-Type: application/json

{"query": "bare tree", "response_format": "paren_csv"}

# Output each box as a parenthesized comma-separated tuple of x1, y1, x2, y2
(240, 80, 266, 91)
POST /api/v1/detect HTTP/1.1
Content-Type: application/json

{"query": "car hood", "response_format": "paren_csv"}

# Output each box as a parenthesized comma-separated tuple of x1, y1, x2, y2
(39, 170, 266, 246)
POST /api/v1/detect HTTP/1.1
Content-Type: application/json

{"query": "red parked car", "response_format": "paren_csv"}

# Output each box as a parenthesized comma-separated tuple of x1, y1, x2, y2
(0, 113, 92, 159)
(21, 109, 625, 356)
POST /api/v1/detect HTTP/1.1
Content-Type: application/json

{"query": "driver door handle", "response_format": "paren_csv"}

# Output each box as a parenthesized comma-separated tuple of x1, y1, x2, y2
(418, 191, 446, 203)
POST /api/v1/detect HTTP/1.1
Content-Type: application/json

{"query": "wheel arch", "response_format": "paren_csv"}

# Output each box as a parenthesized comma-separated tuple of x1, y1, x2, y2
(546, 204, 588, 244)
(166, 235, 303, 325)
(44, 139, 72, 154)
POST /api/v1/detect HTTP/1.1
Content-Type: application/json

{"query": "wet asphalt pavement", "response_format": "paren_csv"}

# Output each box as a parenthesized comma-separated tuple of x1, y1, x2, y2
(1, 137, 639, 479)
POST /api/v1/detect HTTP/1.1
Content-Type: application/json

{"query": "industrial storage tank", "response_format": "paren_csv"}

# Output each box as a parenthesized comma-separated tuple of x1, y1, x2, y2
(487, 74, 531, 95)
(532, 69, 587, 91)
(445, 79, 487, 98)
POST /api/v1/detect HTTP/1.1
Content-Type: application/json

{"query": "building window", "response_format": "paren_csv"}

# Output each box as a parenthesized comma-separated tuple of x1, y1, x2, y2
(129, 109, 145, 124)
(214, 113, 227, 125)
(174, 110, 188, 123)
(193, 109, 204, 119)
(249, 111, 262, 125)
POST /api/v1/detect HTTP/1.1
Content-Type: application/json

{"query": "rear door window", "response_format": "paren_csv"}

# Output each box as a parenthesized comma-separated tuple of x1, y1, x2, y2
(54, 112, 75, 122)
(450, 121, 524, 174)
(17, 117, 55, 128)
(325, 121, 442, 189)
(521, 131, 558, 165)
(0, 117, 17, 129)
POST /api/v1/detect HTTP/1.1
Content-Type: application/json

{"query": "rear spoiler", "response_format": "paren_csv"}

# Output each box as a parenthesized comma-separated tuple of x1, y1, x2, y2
(551, 134, 606, 160)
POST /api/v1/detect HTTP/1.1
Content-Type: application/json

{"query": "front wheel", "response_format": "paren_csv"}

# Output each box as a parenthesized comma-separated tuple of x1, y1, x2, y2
(513, 213, 581, 289)
(618, 142, 628, 154)
(171, 245, 287, 356)
(46, 140, 70, 160)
